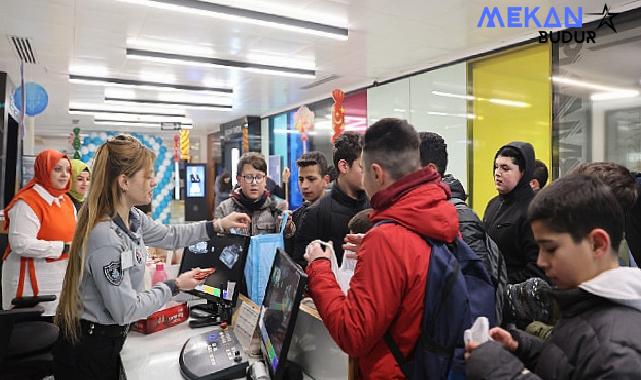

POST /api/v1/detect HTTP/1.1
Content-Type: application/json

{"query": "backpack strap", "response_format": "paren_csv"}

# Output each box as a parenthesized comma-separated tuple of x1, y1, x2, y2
(374, 220, 459, 373)
(384, 331, 411, 378)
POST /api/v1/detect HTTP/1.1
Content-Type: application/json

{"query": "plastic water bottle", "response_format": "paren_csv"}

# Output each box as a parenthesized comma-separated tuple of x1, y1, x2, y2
(152, 262, 168, 285)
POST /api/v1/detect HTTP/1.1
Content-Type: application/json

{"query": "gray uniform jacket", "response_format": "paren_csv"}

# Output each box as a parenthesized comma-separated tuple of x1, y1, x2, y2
(80, 207, 214, 326)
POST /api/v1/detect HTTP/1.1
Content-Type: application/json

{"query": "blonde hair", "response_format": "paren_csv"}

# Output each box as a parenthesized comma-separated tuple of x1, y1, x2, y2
(56, 135, 155, 342)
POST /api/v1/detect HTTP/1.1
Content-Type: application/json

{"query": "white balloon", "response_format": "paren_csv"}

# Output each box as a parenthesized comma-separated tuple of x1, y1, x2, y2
(81, 146, 89, 155)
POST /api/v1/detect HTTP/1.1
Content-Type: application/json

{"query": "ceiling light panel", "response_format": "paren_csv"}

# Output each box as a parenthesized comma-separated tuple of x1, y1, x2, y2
(117, 0, 348, 40)
(69, 74, 232, 95)
(127, 38, 215, 56)
(69, 103, 187, 117)
(105, 97, 233, 110)
(127, 48, 316, 78)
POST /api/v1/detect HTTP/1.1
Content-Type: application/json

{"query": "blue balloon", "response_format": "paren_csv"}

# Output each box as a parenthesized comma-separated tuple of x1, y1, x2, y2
(13, 82, 48, 116)
(159, 146, 167, 154)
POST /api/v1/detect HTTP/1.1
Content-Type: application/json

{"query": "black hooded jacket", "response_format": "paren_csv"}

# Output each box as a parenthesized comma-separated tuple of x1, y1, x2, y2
(483, 142, 546, 284)
(293, 181, 369, 267)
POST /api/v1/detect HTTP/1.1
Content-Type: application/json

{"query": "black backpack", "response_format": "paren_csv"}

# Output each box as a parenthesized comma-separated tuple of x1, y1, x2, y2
(451, 198, 507, 326)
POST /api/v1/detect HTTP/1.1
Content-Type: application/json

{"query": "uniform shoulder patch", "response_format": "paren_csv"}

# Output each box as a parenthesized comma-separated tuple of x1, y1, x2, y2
(103, 261, 123, 286)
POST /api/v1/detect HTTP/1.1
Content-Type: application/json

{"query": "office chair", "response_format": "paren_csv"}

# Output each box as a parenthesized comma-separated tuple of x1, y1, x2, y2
(0, 232, 59, 379)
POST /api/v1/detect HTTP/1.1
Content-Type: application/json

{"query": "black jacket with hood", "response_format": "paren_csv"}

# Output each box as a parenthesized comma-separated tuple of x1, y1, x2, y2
(466, 267, 641, 380)
(483, 142, 545, 284)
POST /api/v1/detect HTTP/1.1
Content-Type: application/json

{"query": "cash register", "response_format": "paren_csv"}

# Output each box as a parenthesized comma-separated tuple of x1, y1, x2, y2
(179, 248, 307, 380)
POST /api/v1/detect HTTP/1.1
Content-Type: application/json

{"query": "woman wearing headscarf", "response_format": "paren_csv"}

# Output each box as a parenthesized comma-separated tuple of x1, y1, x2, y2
(68, 159, 91, 211)
(2, 150, 76, 317)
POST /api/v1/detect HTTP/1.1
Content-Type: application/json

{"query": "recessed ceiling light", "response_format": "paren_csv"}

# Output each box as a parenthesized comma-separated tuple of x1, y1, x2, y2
(126, 48, 316, 78)
(116, 0, 348, 40)
(69, 74, 232, 95)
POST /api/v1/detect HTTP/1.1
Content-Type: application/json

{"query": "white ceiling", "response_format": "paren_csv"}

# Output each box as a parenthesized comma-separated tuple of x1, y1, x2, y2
(0, 0, 638, 136)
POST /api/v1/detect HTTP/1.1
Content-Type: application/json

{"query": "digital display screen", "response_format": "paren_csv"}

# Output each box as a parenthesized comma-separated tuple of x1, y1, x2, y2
(186, 165, 205, 198)
(178, 233, 250, 303)
(258, 251, 305, 375)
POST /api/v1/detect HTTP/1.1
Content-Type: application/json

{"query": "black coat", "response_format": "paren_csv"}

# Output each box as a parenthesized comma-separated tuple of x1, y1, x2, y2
(285, 202, 311, 268)
(293, 182, 369, 267)
(467, 288, 641, 380)
(483, 142, 545, 284)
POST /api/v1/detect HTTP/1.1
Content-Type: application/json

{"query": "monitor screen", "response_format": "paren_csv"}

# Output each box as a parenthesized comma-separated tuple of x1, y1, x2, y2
(186, 164, 206, 198)
(258, 249, 307, 379)
(178, 233, 250, 304)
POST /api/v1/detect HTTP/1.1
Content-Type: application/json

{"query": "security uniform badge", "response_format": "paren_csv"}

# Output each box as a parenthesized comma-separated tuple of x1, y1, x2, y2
(103, 261, 123, 286)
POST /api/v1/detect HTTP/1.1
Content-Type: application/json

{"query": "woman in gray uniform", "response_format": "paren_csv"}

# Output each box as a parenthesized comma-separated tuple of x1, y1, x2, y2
(52, 135, 250, 380)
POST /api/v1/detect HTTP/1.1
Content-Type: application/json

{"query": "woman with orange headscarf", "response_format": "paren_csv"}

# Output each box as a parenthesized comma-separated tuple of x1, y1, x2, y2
(1, 150, 76, 317)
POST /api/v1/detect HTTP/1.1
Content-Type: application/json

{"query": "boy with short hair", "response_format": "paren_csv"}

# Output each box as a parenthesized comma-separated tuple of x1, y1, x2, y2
(285, 151, 330, 265)
(466, 174, 641, 380)
(295, 133, 369, 266)
(216, 152, 294, 237)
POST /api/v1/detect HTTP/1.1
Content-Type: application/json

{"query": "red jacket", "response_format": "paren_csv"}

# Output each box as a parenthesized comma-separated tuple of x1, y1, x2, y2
(306, 167, 459, 379)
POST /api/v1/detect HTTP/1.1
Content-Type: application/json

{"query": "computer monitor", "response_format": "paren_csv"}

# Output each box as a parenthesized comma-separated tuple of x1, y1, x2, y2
(179, 232, 250, 306)
(258, 249, 307, 379)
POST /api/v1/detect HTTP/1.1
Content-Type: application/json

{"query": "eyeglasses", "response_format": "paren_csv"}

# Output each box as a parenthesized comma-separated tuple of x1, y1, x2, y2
(241, 174, 266, 184)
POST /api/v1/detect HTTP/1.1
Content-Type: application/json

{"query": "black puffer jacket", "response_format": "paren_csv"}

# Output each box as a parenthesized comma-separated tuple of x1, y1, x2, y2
(483, 142, 545, 284)
(467, 267, 641, 380)
(444, 174, 508, 325)
(294, 182, 369, 266)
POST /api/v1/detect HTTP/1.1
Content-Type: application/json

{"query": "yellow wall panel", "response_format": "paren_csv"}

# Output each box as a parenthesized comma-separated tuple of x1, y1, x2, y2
(470, 44, 551, 217)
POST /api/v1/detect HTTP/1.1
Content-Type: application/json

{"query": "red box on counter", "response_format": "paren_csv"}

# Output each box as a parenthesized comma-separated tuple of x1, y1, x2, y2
(131, 301, 188, 334)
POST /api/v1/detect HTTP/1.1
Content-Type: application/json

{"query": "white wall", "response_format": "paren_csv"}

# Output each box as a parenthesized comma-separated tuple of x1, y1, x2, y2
(366, 63, 469, 191)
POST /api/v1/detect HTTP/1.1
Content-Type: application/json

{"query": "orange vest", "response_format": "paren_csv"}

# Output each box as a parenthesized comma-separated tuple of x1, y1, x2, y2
(3, 187, 76, 297)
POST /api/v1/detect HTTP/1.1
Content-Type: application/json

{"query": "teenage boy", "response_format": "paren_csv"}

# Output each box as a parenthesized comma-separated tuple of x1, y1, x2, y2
(216, 152, 294, 237)
(305, 119, 459, 379)
(285, 151, 330, 264)
(465, 174, 641, 379)
(295, 132, 369, 266)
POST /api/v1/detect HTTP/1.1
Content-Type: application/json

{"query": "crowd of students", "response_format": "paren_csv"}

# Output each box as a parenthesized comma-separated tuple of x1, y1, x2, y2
(2, 118, 641, 379)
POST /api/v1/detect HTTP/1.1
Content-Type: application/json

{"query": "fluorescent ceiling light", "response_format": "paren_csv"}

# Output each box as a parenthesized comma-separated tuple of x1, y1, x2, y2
(69, 107, 186, 117)
(95, 119, 192, 126)
(127, 38, 215, 56)
(117, 0, 348, 40)
(590, 90, 639, 101)
(105, 97, 233, 110)
(95, 121, 162, 128)
(69, 74, 232, 95)
(127, 48, 316, 78)
(245, 53, 315, 71)
(76, 111, 191, 124)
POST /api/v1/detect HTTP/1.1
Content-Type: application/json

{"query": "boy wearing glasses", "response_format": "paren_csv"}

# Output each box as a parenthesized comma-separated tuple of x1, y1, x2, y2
(215, 153, 294, 237)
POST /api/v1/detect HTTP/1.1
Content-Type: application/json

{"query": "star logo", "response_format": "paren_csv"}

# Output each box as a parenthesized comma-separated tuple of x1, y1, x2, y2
(586, 4, 619, 33)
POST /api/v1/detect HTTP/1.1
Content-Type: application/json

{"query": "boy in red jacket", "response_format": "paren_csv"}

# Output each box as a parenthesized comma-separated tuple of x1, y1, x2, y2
(305, 118, 459, 379)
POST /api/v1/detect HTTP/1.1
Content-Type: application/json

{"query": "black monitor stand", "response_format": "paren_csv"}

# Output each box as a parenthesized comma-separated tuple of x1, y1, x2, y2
(188, 300, 233, 329)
